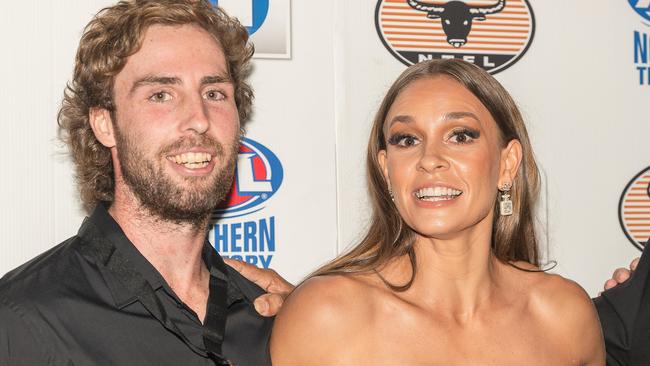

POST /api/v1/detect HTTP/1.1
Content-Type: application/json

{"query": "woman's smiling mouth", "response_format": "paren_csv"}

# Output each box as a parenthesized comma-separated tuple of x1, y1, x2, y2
(414, 186, 463, 202)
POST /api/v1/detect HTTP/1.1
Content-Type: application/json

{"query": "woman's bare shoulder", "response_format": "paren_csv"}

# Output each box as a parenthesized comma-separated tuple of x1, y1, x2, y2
(283, 273, 380, 313)
(504, 262, 593, 319)
(507, 265, 589, 313)
(270, 274, 381, 365)
(507, 262, 605, 364)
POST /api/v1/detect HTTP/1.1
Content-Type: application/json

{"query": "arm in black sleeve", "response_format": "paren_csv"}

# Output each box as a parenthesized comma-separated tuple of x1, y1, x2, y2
(594, 295, 631, 365)
(594, 242, 650, 365)
(0, 299, 53, 366)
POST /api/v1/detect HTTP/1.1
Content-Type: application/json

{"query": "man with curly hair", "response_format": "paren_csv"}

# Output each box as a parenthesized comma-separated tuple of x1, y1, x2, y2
(0, 1, 290, 364)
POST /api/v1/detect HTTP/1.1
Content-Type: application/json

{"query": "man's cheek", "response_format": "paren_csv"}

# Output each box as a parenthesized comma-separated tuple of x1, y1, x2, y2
(209, 107, 239, 129)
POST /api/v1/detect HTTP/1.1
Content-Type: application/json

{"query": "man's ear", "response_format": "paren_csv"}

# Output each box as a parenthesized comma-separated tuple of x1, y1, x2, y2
(498, 139, 523, 187)
(89, 108, 116, 148)
(377, 149, 391, 190)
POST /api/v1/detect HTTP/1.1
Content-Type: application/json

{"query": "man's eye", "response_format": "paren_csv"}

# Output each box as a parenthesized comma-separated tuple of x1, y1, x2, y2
(204, 90, 225, 101)
(387, 134, 420, 147)
(149, 91, 171, 103)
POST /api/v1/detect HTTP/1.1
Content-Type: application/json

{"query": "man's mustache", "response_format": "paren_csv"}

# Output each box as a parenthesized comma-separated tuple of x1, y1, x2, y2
(159, 136, 226, 156)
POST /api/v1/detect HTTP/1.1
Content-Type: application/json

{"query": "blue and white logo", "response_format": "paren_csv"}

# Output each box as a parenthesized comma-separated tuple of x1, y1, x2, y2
(210, 0, 269, 35)
(213, 137, 283, 219)
(210, 137, 282, 268)
(630, 0, 650, 21)
(630, 1, 650, 84)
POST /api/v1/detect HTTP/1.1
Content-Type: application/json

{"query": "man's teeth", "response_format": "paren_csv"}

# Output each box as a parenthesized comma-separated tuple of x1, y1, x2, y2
(170, 152, 212, 169)
(415, 187, 462, 201)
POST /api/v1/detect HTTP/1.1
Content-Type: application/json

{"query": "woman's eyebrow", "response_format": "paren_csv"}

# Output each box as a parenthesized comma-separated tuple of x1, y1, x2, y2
(387, 114, 415, 128)
(442, 111, 480, 122)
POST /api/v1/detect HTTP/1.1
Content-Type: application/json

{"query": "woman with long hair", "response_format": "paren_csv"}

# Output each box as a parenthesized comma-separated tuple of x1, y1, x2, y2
(271, 59, 605, 365)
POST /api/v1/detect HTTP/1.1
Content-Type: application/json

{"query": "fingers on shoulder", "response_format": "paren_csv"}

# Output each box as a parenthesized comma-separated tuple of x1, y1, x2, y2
(270, 276, 364, 363)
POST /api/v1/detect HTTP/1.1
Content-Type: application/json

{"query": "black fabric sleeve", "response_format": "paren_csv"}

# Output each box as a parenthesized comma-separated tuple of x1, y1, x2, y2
(0, 299, 53, 366)
(594, 295, 631, 365)
(594, 242, 650, 365)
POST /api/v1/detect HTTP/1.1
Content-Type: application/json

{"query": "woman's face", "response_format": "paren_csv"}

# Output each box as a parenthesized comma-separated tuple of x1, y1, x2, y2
(378, 76, 521, 239)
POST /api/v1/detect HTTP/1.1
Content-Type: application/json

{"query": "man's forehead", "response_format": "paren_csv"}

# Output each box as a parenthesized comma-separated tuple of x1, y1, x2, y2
(116, 23, 230, 85)
(140, 23, 221, 45)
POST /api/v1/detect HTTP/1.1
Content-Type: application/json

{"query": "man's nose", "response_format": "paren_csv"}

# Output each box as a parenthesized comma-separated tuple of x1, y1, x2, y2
(180, 95, 210, 134)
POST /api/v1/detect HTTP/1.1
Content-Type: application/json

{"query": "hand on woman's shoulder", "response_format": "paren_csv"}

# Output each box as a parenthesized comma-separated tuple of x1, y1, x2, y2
(270, 274, 375, 366)
(513, 263, 605, 365)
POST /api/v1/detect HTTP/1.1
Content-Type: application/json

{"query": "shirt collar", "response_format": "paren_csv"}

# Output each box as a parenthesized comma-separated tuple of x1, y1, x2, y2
(77, 203, 245, 308)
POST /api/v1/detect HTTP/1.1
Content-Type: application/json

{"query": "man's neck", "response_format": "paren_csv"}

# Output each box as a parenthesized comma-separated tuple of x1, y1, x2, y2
(107, 193, 210, 303)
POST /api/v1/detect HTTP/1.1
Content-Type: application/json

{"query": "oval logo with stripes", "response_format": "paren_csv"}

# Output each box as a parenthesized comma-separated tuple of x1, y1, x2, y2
(375, 0, 536, 74)
(619, 166, 650, 251)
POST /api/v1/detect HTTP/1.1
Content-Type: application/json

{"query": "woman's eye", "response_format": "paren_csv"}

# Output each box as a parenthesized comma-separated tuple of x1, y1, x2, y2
(149, 91, 171, 103)
(204, 90, 225, 101)
(449, 129, 479, 144)
(388, 134, 420, 147)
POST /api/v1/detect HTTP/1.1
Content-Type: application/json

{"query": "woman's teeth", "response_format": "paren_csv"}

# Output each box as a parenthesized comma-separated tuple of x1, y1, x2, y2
(415, 187, 462, 201)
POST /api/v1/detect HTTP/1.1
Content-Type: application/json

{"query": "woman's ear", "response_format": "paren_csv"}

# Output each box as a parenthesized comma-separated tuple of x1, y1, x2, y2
(89, 108, 116, 148)
(378, 149, 391, 190)
(498, 139, 523, 187)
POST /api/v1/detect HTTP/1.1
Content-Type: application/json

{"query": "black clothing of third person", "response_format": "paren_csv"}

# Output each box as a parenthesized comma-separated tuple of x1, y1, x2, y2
(595, 240, 650, 366)
(0, 204, 273, 365)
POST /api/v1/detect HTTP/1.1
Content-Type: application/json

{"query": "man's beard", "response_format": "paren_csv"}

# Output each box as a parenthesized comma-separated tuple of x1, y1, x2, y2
(113, 124, 239, 228)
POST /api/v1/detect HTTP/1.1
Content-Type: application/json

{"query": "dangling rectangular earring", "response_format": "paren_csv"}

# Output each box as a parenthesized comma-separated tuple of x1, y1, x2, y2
(499, 184, 513, 216)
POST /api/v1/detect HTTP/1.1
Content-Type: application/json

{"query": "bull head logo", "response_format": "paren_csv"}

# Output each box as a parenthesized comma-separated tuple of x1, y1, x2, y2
(407, 0, 506, 48)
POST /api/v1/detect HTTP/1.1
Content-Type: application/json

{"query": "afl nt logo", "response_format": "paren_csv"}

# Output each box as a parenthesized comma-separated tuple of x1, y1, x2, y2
(375, 0, 535, 74)
(629, 0, 650, 22)
(619, 166, 650, 250)
(213, 137, 283, 219)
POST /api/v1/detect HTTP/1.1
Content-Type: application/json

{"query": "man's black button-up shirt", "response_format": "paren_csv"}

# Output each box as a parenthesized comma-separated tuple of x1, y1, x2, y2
(0, 204, 273, 365)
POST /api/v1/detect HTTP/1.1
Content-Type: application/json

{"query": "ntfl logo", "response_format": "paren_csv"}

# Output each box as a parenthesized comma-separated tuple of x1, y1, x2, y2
(629, 0, 650, 22)
(214, 137, 283, 219)
(619, 166, 650, 250)
(375, 0, 535, 74)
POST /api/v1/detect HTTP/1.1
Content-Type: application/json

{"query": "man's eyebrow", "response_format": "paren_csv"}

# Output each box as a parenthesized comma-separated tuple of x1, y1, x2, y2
(129, 74, 232, 95)
(130, 75, 181, 94)
(201, 74, 232, 85)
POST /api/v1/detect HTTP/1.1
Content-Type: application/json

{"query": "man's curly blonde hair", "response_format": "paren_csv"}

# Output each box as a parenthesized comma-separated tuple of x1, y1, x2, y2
(58, 0, 253, 211)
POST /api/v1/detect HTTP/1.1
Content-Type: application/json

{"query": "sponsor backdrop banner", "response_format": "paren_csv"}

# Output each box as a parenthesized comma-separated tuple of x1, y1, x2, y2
(213, 0, 291, 59)
(1, 0, 649, 296)
(375, 0, 535, 73)
(210, 137, 285, 269)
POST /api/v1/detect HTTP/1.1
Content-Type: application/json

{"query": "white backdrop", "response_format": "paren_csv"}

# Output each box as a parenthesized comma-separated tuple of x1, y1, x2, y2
(1, 0, 649, 296)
